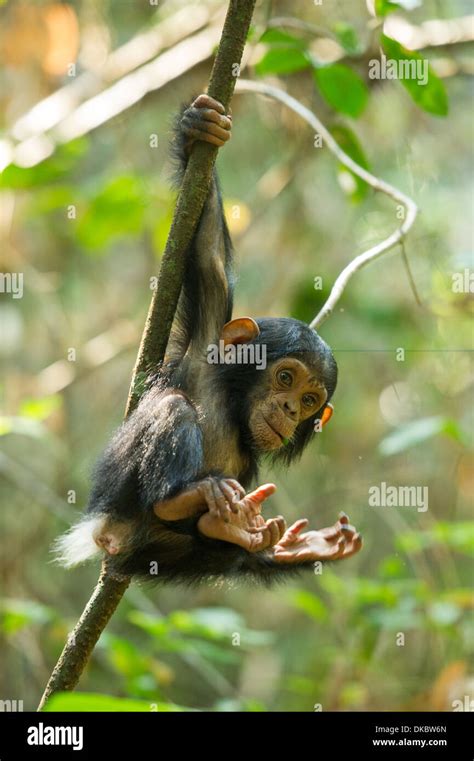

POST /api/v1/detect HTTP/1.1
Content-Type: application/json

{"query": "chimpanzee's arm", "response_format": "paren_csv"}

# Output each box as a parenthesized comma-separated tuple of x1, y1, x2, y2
(167, 94, 234, 363)
(87, 389, 248, 525)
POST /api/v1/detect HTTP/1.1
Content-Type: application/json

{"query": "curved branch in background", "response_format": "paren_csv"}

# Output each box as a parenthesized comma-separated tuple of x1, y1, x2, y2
(235, 79, 418, 329)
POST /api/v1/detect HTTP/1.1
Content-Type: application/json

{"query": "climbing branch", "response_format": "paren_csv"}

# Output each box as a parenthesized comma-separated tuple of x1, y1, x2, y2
(236, 80, 418, 329)
(38, 0, 257, 710)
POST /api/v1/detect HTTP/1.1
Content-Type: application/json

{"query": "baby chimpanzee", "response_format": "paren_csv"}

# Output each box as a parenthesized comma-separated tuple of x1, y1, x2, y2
(56, 94, 362, 584)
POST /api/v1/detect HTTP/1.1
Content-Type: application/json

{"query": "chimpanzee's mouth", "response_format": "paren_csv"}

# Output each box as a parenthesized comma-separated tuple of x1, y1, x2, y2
(263, 416, 285, 443)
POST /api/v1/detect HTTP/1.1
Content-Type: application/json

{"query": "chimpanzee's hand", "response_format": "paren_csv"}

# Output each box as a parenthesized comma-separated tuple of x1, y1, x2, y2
(272, 513, 362, 563)
(198, 483, 287, 551)
(195, 476, 245, 522)
(154, 476, 244, 522)
(181, 94, 232, 151)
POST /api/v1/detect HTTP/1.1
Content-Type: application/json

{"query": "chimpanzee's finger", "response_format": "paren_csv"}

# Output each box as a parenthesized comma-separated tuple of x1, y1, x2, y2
(198, 479, 218, 515)
(210, 479, 230, 522)
(340, 523, 356, 538)
(193, 94, 225, 113)
(342, 533, 363, 558)
(225, 479, 246, 498)
(197, 108, 232, 130)
(275, 515, 287, 540)
(219, 480, 239, 513)
(245, 483, 277, 505)
(278, 519, 309, 546)
(265, 519, 281, 547)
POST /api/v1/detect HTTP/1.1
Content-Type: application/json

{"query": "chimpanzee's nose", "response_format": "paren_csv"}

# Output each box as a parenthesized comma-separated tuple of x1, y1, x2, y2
(282, 398, 298, 420)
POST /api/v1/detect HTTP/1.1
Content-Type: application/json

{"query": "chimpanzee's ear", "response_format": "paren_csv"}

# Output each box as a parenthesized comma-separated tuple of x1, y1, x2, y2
(221, 317, 260, 346)
(320, 403, 334, 427)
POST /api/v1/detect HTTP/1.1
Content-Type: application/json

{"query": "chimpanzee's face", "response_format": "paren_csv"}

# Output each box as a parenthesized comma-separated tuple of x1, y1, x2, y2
(248, 357, 328, 451)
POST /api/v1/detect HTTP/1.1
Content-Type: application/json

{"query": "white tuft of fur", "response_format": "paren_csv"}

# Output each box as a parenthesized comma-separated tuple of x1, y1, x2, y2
(52, 516, 105, 568)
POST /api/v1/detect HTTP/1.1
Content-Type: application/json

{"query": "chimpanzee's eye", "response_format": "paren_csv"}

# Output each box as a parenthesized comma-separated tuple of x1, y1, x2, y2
(278, 370, 293, 387)
(302, 394, 317, 408)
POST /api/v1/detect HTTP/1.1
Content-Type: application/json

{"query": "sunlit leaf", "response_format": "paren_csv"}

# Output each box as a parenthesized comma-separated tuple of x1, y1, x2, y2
(433, 522, 474, 555)
(375, 0, 421, 15)
(381, 35, 448, 116)
(396, 522, 474, 555)
(0, 139, 88, 189)
(330, 124, 370, 200)
(314, 64, 369, 117)
(0, 599, 55, 634)
(379, 416, 464, 456)
(42, 692, 186, 712)
(19, 395, 61, 420)
(340, 682, 367, 708)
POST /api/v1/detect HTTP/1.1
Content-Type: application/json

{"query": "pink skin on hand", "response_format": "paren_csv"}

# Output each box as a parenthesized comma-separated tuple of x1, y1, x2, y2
(272, 512, 362, 563)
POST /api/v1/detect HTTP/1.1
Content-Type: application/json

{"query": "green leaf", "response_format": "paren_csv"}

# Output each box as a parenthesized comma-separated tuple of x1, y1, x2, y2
(396, 522, 474, 556)
(353, 579, 399, 607)
(77, 175, 146, 252)
(378, 555, 407, 578)
(433, 521, 474, 555)
(19, 395, 61, 421)
(42, 692, 186, 712)
(259, 29, 306, 47)
(185, 638, 240, 665)
(314, 64, 368, 118)
(255, 46, 310, 76)
(0, 139, 88, 189)
(332, 23, 362, 55)
(375, 0, 421, 15)
(29, 185, 76, 214)
(330, 124, 370, 200)
(288, 589, 328, 621)
(0, 599, 55, 634)
(104, 635, 149, 679)
(381, 35, 448, 116)
(379, 416, 463, 456)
